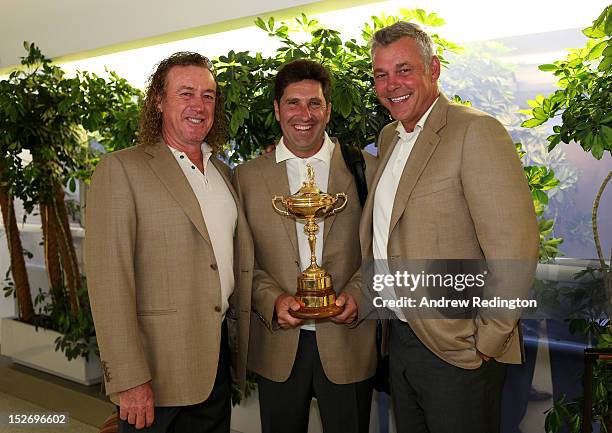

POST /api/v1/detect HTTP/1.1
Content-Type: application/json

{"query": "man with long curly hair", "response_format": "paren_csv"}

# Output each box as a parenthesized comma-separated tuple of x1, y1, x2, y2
(85, 52, 253, 433)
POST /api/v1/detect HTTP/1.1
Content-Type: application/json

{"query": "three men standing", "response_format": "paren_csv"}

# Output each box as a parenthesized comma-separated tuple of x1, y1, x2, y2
(362, 22, 539, 433)
(86, 20, 538, 433)
(234, 59, 377, 433)
(85, 52, 252, 433)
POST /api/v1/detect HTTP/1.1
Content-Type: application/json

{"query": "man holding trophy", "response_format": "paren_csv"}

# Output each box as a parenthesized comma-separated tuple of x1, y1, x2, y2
(233, 59, 376, 433)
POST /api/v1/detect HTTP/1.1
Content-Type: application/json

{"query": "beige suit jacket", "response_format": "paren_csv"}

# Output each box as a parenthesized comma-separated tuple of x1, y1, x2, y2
(233, 141, 377, 384)
(360, 95, 539, 369)
(84, 140, 253, 406)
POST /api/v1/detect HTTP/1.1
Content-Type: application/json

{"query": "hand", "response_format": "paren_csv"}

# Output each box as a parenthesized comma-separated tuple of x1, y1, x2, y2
(274, 294, 303, 328)
(330, 292, 358, 324)
(477, 350, 491, 362)
(263, 144, 276, 154)
(119, 382, 155, 429)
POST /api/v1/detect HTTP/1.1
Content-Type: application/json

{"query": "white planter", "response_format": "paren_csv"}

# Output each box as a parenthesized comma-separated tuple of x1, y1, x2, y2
(0, 317, 102, 385)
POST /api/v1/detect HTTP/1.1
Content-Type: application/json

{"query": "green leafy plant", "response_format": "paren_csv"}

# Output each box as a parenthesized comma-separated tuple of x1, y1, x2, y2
(214, 9, 462, 163)
(521, 6, 612, 432)
(0, 42, 141, 360)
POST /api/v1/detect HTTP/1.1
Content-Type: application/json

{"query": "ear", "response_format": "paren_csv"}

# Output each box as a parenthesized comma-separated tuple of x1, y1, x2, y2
(430, 56, 441, 82)
(156, 94, 163, 113)
(325, 102, 332, 125)
(273, 100, 280, 122)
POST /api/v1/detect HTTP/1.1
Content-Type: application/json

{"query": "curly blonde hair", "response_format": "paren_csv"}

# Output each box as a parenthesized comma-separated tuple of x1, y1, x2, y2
(138, 52, 226, 154)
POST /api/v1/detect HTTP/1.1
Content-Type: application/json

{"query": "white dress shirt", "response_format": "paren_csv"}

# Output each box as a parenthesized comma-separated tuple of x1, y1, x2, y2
(169, 142, 237, 318)
(276, 133, 335, 331)
(372, 98, 438, 321)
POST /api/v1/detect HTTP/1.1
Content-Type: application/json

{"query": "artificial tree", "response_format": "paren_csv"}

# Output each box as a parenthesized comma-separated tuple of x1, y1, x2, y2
(0, 43, 141, 359)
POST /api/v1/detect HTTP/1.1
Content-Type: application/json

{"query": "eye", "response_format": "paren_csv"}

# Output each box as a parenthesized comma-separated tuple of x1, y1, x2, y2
(180, 92, 192, 97)
(203, 94, 216, 101)
(374, 73, 386, 81)
(309, 100, 322, 108)
(399, 67, 412, 75)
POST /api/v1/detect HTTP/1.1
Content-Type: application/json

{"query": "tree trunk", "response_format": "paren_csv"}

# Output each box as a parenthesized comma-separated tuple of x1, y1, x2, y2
(51, 183, 81, 314)
(0, 167, 34, 323)
(592, 170, 611, 290)
(40, 203, 64, 305)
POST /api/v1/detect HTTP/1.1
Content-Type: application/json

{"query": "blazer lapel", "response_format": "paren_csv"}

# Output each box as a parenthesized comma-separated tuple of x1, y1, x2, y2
(260, 152, 299, 255)
(145, 140, 212, 247)
(323, 140, 353, 242)
(387, 96, 448, 237)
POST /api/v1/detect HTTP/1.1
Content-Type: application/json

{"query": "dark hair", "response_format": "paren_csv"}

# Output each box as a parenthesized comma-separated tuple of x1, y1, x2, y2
(138, 51, 226, 154)
(274, 59, 332, 103)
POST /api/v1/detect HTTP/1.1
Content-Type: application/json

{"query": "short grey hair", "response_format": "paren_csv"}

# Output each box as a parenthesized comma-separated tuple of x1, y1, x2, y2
(370, 21, 435, 68)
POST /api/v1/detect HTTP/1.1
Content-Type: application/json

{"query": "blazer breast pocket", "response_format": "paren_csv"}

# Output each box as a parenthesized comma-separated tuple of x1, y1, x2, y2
(410, 178, 460, 200)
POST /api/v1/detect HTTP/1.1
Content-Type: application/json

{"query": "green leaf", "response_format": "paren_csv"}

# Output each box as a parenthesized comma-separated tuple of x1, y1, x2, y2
(598, 55, 612, 72)
(591, 138, 604, 159)
(538, 64, 558, 72)
(586, 40, 607, 60)
(583, 26, 606, 38)
(522, 118, 546, 128)
(415, 9, 427, 24)
(534, 189, 549, 205)
(600, 124, 612, 142)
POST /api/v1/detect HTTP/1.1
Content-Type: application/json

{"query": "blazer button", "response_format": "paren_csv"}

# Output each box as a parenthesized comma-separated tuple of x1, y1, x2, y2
(210, 263, 218, 270)
(214, 306, 221, 312)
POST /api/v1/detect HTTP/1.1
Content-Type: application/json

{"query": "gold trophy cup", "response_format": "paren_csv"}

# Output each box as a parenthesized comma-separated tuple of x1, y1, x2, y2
(272, 164, 347, 319)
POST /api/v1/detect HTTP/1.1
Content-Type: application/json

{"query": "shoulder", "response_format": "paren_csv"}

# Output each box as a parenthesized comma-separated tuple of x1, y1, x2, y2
(235, 153, 274, 177)
(378, 120, 400, 144)
(96, 144, 150, 171)
(446, 101, 502, 129)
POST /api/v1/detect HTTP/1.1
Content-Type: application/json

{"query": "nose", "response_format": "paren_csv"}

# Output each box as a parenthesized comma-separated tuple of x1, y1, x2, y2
(386, 73, 401, 92)
(190, 97, 205, 112)
(297, 102, 312, 120)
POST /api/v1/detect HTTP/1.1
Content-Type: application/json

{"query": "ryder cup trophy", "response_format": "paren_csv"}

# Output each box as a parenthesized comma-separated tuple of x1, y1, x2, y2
(272, 164, 347, 319)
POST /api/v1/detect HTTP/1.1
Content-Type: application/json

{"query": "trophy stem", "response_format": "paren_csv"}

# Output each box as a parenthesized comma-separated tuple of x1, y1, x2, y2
(305, 217, 319, 269)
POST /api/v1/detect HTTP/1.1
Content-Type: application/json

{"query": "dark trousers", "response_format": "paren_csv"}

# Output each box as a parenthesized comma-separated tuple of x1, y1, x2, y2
(119, 322, 231, 433)
(258, 330, 373, 433)
(389, 319, 507, 433)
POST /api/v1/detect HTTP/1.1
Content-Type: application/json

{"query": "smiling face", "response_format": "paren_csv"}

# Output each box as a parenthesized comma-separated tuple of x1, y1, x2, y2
(373, 36, 440, 132)
(274, 79, 331, 158)
(157, 65, 216, 149)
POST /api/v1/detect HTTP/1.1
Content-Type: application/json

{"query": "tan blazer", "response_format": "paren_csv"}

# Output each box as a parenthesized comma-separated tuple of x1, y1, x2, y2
(84, 140, 253, 406)
(233, 141, 377, 384)
(360, 95, 539, 369)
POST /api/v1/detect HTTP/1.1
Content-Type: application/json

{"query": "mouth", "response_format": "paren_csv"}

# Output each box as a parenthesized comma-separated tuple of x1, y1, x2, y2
(293, 124, 313, 131)
(388, 94, 411, 104)
(186, 117, 204, 124)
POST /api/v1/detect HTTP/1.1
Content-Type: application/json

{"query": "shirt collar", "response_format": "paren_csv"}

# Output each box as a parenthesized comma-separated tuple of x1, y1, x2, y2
(168, 142, 213, 169)
(396, 96, 440, 141)
(275, 132, 334, 166)
(167, 141, 212, 156)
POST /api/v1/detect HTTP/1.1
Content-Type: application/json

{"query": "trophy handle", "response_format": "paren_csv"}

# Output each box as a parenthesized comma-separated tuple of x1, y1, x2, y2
(331, 193, 347, 215)
(272, 196, 291, 217)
